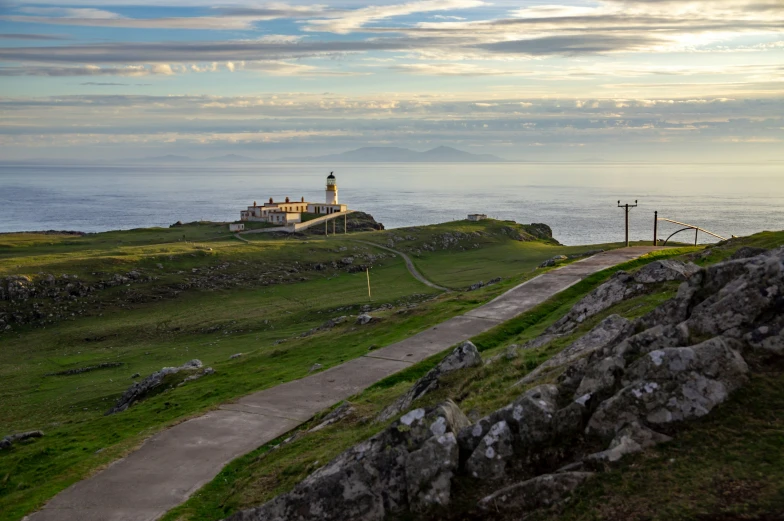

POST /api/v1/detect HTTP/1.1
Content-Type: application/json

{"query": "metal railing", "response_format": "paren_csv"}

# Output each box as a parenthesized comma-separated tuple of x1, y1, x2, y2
(653, 211, 728, 246)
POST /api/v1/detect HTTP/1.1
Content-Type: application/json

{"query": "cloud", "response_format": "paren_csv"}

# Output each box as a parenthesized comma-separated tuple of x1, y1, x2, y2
(0, 39, 419, 64)
(18, 7, 122, 19)
(0, 64, 175, 76)
(303, 0, 485, 33)
(0, 32, 70, 40)
(479, 35, 665, 56)
(80, 82, 151, 86)
(391, 62, 530, 75)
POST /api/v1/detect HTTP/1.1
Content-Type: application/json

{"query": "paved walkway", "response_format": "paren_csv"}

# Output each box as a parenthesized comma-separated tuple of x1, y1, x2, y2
(26, 246, 660, 521)
(353, 239, 451, 292)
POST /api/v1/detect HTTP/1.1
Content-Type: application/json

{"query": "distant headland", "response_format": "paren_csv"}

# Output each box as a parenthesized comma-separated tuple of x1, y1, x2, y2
(130, 146, 507, 164)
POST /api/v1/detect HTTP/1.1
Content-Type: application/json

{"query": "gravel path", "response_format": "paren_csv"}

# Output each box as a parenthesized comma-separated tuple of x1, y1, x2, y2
(352, 239, 451, 292)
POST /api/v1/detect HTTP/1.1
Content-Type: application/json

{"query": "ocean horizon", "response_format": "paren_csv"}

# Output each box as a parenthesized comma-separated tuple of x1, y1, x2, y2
(2, 161, 782, 246)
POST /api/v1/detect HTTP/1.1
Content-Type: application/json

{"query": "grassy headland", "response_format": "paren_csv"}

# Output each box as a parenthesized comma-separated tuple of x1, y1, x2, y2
(0, 217, 642, 521)
(159, 231, 784, 521)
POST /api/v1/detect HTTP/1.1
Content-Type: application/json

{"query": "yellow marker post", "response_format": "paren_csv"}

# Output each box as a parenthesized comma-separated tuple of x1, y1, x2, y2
(366, 267, 371, 300)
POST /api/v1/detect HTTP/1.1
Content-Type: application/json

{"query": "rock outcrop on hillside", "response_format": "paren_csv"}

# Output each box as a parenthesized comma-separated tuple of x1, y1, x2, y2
(106, 359, 213, 415)
(0, 246, 397, 333)
(226, 248, 784, 520)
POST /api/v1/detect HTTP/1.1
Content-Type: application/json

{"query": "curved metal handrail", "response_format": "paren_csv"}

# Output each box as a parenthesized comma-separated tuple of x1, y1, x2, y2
(657, 217, 727, 246)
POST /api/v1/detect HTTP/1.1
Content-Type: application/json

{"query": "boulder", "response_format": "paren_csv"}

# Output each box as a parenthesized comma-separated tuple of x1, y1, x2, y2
(377, 342, 482, 422)
(459, 384, 558, 456)
(539, 255, 567, 268)
(477, 472, 595, 513)
(227, 403, 464, 521)
(405, 433, 459, 512)
(548, 273, 641, 334)
(465, 420, 514, 480)
(515, 315, 632, 389)
(588, 421, 672, 463)
(106, 359, 203, 415)
(632, 260, 700, 284)
(587, 338, 749, 439)
(356, 314, 373, 325)
(0, 430, 43, 450)
(547, 260, 699, 335)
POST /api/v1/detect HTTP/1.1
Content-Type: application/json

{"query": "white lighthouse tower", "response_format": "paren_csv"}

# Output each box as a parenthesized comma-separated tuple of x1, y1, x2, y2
(326, 172, 338, 204)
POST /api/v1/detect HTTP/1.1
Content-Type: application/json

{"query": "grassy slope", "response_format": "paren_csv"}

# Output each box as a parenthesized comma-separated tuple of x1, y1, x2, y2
(159, 231, 784, 521)
(0, 219, 621, 521)
(352, 219, 644, 289)
(157, 248, 695, 521)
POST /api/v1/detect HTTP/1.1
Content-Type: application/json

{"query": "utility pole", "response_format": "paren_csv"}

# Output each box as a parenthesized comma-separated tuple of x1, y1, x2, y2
(617, 200, 638, 247)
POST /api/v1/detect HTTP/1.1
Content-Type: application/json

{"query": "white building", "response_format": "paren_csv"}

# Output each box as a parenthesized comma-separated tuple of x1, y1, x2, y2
(240, 172, 348, 225)
(229, 223, 245, 232)
(467, 214, 488, 221)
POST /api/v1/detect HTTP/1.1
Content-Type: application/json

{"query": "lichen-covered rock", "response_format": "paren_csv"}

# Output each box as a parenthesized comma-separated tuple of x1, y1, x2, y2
(477, 472, 595, 513)
(459, 385, 558, 456)
(574, 355, 625, 404)
(548, 273, 641, 334)
(516, 314, 632, 388)
(465, 420, 514, 480)
(228, 403, 464, 521)
(405, 433, 459, 512)
(586, 338, 749, 439)
(588, 421, 672, 462)
(377, 342, 482, 422)
(547, 260, 698, 335)
(632, 259, 700, 284)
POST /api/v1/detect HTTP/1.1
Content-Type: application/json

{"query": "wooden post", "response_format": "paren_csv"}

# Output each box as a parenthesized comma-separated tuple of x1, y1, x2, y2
(366, 268, 371, 300)
(653, 211, 658, 246)
(695, 228, 699, 246)
(344, 213, 347, 234)
(325, 219, 328, 237)
(333, 219, 336, 235)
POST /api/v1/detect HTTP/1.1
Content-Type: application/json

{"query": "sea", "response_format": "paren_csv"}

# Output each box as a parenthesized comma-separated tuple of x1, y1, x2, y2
(1, 162, 782, 246)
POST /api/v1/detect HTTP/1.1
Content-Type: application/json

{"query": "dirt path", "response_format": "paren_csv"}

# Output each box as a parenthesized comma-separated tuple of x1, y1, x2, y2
(353, 239, 451, 292)
(25, 246, 661, 521)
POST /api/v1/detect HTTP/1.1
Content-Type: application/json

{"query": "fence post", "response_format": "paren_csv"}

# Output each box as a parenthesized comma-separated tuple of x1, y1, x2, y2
(653, 211, 658, 246)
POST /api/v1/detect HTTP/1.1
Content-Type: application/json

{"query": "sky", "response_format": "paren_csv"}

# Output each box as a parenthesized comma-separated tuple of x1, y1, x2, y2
(0, 0, 782, 161)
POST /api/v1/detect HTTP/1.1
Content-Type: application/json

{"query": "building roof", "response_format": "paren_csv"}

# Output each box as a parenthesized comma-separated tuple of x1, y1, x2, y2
(327, 172, 335, 179)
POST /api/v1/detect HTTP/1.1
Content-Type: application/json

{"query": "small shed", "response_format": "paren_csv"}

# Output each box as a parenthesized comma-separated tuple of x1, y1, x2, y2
(467, 214, 488, 221)
(229, 223, 245, 232)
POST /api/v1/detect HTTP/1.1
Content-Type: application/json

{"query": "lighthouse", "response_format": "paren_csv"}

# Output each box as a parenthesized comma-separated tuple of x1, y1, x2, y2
(326, 172, 338, 205)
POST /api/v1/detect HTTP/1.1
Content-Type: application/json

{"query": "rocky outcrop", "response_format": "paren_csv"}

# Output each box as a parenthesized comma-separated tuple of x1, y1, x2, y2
(0, 430, 43, 450)
(477, 472, 595, 513)
(377, 341, 482, 422)
(0, 246, 398, 333)
(106, 359, 210, 415)
(547, 259, 700, 335)
(226, 402, 468, 521)
(229, 247, 784, 521)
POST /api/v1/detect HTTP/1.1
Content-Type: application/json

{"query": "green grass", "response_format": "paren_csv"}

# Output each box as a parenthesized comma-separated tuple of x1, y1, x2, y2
(1, 218, 631, 521)
(156, 232, 784, 521)
(156, 249, 694, 521)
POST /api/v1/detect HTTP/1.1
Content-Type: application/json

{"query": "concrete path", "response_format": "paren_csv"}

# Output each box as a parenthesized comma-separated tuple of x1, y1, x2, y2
(353, 239, 451, 292)
(26, 246, 660, 521)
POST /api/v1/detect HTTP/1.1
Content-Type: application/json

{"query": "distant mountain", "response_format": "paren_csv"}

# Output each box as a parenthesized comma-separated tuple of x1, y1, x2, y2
(205, 154, 256, 162)
(283, 146, 506, 163)
(134, 154, 193, 163)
